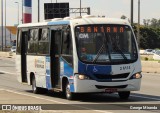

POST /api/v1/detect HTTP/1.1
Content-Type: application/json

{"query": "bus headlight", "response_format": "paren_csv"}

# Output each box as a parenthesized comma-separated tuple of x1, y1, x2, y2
(78, 74, 90, 80)
(132, 73, 142, 79)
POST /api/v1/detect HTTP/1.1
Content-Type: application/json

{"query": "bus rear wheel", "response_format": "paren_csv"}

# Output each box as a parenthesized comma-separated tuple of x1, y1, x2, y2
(65, 82, 75, 100)
(118, 91, 130, 100)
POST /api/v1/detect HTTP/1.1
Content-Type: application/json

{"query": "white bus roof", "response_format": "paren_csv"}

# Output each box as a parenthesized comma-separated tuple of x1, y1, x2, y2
(18, 15, 130, 28)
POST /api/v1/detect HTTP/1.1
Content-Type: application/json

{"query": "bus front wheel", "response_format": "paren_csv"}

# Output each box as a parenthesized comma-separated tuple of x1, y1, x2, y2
(65, 82, 75, 100)
(118, 91, 130, 100)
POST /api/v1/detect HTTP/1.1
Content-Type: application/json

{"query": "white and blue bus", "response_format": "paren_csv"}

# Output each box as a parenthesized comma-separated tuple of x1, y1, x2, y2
(16, 15, 142, 100)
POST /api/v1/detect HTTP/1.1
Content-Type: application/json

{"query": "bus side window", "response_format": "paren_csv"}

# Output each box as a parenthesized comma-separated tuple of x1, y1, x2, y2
(62, 29, 72, 55)
(38, 28, 49, 55)
(61, 28, 73, 66)
(27, 29, 38, 54)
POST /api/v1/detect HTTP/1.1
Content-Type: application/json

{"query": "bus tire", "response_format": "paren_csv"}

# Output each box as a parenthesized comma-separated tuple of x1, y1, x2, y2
(32, 76, 41, 94)
(65, 82, 75, 100)
(118, 91, 130, 100)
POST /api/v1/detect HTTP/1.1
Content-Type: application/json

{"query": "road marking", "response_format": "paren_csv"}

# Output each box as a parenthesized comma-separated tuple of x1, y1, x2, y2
(0, 88, 113, 113)
(0, 70, 15, 75)
(131, 94, 160, 101)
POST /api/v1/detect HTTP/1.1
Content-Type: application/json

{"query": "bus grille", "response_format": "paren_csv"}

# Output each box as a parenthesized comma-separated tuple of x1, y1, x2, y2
(94, 73, 129, 80)
(95, 85, 128, 89)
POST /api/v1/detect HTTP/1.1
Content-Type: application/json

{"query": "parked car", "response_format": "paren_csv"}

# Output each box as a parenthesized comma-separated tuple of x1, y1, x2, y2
(144, 49, 154, 54)
(139, 50, 145, 54)
(10, 46, 16, 52)
(153, 50, 160, 60)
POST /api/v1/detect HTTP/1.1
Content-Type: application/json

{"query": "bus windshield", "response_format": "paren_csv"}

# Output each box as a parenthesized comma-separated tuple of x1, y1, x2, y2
(75, 24, 138, 64)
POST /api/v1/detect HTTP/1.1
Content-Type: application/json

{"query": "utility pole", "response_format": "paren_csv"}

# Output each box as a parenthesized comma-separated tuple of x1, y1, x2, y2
(22, 0, 23, 23)
(1, 0, 4, 51)
(38, 0, 40, 22)
(80, 0, 81, 16)
(137, 0, 140, 47)
(4, 0, 6, 50)
(131, 0, 133, 25)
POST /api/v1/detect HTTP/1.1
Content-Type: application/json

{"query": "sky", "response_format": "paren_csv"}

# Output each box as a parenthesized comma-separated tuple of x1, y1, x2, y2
(0, 0, 160, 26)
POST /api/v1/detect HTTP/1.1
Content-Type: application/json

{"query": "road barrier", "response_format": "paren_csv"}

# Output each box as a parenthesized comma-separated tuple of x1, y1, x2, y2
(141, 61, 160, 73)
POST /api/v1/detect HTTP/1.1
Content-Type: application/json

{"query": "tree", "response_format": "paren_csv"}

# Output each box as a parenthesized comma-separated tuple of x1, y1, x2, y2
(150, 18, 158, 28)
(121, 15, 127, 19)
(143, 19, 151, 27)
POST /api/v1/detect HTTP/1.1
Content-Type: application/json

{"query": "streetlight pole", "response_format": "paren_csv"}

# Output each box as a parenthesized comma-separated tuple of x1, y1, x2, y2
(1, 0, 4, 51)
(137, 0, 140, 47)
(38, 0, 40, 22)
(131, 0, 133, 25)
(80, 0, 81, 16)
(15, 2, 19, 25)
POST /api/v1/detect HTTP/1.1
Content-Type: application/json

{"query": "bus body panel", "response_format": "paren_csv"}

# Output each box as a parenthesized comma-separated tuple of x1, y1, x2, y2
(74, 78, 141, 93)
(16, 55, 22, 83)
(26, 55, 50, 88)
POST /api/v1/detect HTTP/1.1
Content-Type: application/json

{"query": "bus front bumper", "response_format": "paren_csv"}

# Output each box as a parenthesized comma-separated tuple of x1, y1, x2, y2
(74, 78, 141, 93)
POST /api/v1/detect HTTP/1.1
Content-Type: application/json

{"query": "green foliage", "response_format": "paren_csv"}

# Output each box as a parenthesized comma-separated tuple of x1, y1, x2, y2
(143, 18, 160, 28)
(121, 15, 127, 19)
(139, 27, 160, 49)
(133, 18, 160, 49)
(144, 57, 148, 61)
(120, 16, 160, 49)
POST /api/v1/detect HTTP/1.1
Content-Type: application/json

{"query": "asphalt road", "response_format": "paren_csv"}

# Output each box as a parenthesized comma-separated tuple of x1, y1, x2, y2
(0, 57, 159, 113)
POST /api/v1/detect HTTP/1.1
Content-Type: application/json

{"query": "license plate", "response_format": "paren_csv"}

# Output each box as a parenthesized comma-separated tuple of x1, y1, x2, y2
(105, 88, 117, 93)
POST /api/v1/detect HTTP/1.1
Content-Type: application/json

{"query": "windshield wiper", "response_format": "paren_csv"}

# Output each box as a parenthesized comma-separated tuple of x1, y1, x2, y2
(93, 44, 105, 63)
(110, 36, 129, 62)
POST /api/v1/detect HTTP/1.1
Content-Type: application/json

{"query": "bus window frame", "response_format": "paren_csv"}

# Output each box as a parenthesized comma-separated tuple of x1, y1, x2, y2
(61, 25, 73, 67)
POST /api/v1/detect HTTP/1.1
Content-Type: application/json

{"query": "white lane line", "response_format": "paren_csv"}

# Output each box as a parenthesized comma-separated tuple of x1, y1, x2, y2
(0, 70, 15, 75)
(131, 95, 160, 101)
(0, 89, 113, 113)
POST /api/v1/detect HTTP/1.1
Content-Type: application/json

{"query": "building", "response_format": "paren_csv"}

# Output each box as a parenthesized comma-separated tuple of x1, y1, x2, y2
(0, 26, 17, 47)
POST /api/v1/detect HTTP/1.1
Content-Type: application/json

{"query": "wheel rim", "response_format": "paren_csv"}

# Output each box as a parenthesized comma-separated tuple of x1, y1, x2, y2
(66, 84, 71, 98)
(32, 79, 36, 91)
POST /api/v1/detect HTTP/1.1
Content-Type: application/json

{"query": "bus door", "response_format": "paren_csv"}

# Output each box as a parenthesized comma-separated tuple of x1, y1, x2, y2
(50, 30, 61, 88)
(21, 30, 28, 83)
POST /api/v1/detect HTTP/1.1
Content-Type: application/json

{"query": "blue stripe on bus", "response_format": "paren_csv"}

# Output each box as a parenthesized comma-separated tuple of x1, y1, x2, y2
(46, 76, 52, 89)
(24, 0, 32, 7)
(78, 61, 112, 82)
(46, 57, 52, 89)
(47, 21, 70, 25)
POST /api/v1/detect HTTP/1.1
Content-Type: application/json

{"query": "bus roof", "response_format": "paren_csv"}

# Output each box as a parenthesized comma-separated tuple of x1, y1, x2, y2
(18, 15, 130, 28)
